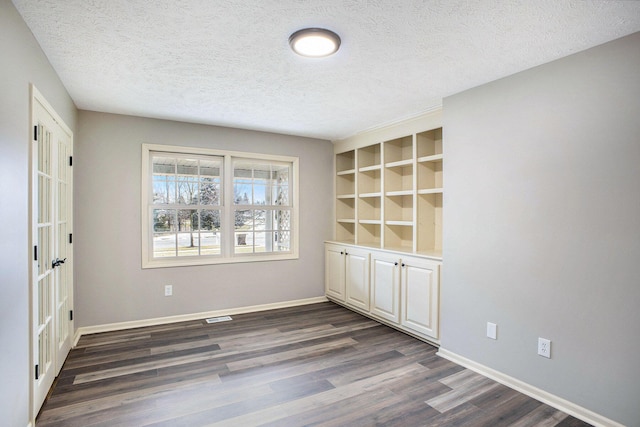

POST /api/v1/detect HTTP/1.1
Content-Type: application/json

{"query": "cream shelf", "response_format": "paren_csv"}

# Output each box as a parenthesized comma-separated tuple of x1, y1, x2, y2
(386, 190, 413, 197)
(337, 169, 356, 175)
(359, 192, 381, 198)
(385, 159, 413, 168)
(417, 188, 443, 195)
(417, 154, 443, 163)
(334, 113, 442, 256)
(359, 219, 382, 224)
(385, 220, 412, 226)
(359, 164, 381, 172)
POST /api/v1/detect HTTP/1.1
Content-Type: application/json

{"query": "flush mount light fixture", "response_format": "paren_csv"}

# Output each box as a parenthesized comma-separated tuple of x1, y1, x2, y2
(289, 28, 341, 58)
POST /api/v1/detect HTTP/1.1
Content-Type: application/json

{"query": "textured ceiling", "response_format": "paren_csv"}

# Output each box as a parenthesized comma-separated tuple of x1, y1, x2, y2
(12, 0, 640, 140)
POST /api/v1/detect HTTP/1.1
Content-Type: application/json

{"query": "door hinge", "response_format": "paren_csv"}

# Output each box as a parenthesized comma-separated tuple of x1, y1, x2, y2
(69, 310, 73, 321)
(69, 233, 73, 244)
(34, 125, 38, 141)
(35, 364, 39, 380)
(69, 156, 73, 166)
(34, 245, 38, 261)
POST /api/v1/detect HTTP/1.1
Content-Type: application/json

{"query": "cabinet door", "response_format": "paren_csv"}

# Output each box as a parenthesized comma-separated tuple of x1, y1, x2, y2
(325, 244, 346, 302)
(345, 247, 370, 311)
(400, 256, 440, 338)
(370, 251, 400, 323)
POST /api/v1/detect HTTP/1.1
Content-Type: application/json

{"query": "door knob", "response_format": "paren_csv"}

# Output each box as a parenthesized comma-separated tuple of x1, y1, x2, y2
(52, 258, 67, 268)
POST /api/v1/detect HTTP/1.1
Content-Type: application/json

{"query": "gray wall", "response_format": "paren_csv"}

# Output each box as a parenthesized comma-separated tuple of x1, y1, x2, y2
(442, 32, 640, 426)
(0, 1, 77, 425)
(74, 111, 333, 327)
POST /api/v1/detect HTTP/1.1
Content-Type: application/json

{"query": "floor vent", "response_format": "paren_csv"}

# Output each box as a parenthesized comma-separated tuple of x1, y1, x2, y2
(205, 315, 233, 324)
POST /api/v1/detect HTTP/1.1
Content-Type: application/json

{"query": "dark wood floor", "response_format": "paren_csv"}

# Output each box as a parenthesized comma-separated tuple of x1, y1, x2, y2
(36, 302, 591, 427)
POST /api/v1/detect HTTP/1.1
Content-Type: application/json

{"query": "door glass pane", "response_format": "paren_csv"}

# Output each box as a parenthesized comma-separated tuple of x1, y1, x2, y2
(38, 226, 50, 276)
(38, 125, 51, 174)
(57, 223, 66, 259)
(38, 175, 50, 223)
(58, 182, 66, 221)
(57, 140, 67, 182)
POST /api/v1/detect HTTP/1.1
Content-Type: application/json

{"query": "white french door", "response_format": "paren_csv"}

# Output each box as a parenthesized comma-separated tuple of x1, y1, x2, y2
(31, 86, 73, 417)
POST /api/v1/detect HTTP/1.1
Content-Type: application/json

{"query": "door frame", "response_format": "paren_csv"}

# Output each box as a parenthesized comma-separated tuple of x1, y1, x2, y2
(29, 84, 74, 421)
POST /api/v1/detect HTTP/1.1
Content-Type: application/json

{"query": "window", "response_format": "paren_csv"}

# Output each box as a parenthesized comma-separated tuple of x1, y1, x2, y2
(142, 144, 298, 268)
(233, 160, 292, 255)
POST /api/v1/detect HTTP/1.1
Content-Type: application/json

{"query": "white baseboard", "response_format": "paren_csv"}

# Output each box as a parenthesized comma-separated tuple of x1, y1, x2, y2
(436, 348, 623, 427)
(73, 296, 328, 346)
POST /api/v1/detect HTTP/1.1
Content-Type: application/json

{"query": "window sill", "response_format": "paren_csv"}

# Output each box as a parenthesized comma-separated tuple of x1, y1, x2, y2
(142, 252, 299, 269)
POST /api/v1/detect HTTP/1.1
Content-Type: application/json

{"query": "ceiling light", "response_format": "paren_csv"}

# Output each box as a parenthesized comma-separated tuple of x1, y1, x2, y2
(289, 28, 341, 58)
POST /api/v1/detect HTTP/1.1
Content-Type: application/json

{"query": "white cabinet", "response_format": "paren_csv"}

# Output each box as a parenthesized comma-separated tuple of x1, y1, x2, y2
(325, 242, 440, 342)
(325, 244, 370, 310)
(400, 255, 440, 338)
(370, 251, 401, 323)
(345, 247, 370, 311)
(325, 244, 346, 301)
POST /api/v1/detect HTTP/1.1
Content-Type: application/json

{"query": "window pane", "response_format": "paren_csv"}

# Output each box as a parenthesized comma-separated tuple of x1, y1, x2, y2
(177, 179, 198, 205)
(153, 209, 176, 257)
(200, 179, 220, 205)
(235, 231, 252, 253)
(176, 158, 198, 176)
(200, 209, 221, 232)
(234, 183, 252, 205)
(254, 210, 267, 230)
(275, 230, 291, 252)
(153, 157, 177, 204)
(273, 210, 291, 252)
(199, 209, 221, 255)
(234, 162, 253, 178)
(273, 164, 289, 185)
(254, 232, 272, 253)
(234, 209, 253, 230)
(272, 185, 289, 205)
(253, 185, 267, 205)
(200, 159, 221, 177)
(177, 209, 198, 256)
(272, 210, 291, 232)
(175, 159, 199, 205)
(153, 157, 176, 174)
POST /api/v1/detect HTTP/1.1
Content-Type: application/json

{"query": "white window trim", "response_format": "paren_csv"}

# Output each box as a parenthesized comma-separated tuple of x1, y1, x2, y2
(141, 143, 299, 268)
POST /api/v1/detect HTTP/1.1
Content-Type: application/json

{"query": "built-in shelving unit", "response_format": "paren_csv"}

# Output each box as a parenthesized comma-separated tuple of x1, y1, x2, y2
(332, 111, 443, 259)
(328, 111, 443, 344)
(335, 149, 356, 243)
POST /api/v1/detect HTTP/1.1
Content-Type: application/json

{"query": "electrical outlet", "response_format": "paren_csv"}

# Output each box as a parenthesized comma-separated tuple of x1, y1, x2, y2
(538, 337, 551, 358)
(164, 285, 173, 297)
(486, 322, 497, 340)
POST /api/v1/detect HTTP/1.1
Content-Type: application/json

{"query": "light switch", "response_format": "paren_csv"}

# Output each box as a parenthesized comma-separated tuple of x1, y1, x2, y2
(487, 322, 497, 340)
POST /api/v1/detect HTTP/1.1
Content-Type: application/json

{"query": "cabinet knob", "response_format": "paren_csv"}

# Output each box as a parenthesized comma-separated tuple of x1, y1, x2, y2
(340, 251, 344, 255)
(394, 262, 398, 266)
(345, 252, 348, 255)
(402, 263, 406, 267)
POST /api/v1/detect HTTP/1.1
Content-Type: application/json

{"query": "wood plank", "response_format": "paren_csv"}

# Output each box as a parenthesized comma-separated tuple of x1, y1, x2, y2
(36, 302, 592, 427)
